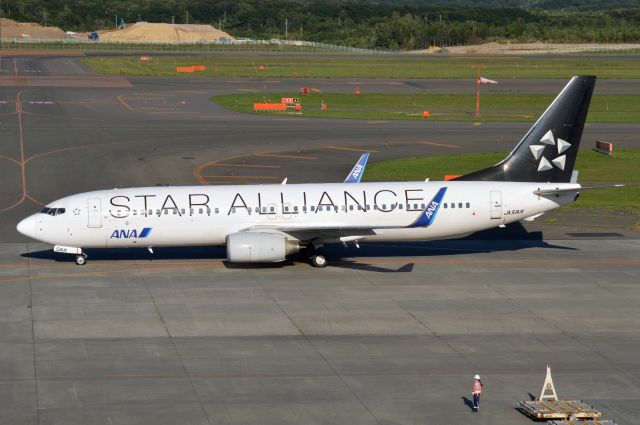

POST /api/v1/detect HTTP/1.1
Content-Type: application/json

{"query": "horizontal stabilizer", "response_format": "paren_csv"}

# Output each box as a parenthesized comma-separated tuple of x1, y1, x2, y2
(534, 184, 623, 196)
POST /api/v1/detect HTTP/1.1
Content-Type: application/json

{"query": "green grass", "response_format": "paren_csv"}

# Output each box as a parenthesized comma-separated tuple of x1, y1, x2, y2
(212, 92, 640, 122)
(363, 149, 640, 212)
(83, 56, 640, 79)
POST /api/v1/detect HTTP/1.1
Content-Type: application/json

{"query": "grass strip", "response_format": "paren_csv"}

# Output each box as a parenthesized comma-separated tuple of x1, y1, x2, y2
(84, 56, 640, 79)
(363, 149, 640, 212)
(212, 92, 640, 123)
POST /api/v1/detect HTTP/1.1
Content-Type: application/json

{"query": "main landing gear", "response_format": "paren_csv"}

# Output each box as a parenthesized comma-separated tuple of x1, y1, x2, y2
(305, 243, 328, 268)
(310, 253, 327, 268)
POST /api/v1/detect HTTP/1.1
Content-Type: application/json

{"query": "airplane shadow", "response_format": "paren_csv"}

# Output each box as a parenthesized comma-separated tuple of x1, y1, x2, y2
(21, 222, 575, 270)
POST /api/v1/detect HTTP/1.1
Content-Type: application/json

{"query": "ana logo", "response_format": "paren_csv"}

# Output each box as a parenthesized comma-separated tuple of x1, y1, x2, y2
(529, 129, 571, 172)
(424, 201, 439, 219)
(409, 187, 447, 228)
(110, 227, 152, 239)
(351, 164, 363, 178)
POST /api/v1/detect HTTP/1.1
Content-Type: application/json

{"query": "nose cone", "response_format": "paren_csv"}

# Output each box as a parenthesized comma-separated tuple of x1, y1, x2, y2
(16, 215, 36, 239)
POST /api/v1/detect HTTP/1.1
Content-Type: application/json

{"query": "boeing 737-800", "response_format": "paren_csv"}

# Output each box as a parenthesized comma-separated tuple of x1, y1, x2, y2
(17, 76, 607, 267)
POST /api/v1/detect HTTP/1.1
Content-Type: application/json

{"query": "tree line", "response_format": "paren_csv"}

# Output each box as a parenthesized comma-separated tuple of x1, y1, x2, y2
(2, 0, 640, 49)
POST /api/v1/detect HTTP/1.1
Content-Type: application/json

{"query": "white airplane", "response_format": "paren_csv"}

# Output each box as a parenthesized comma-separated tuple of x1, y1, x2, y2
(17, 76, 610, 267)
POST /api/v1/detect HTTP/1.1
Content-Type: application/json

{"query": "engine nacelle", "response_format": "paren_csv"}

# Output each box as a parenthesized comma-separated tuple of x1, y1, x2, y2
(226, 232, 300, 263)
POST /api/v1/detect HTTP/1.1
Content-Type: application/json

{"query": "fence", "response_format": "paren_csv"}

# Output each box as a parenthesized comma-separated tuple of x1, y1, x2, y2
(0, 37, 392, 55)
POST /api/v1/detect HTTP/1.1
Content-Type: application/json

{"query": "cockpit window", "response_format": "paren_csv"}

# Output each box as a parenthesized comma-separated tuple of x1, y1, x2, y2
(40, 207, 66, 216)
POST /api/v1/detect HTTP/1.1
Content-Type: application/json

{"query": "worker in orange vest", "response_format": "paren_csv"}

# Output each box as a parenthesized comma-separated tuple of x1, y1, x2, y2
(472, 374, 483, 412)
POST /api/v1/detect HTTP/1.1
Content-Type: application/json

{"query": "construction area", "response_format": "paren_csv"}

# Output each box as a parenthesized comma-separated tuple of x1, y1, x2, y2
(98, 22, 234, 43)
(0, 17, 67, 40)
(0, 18, 234, 43)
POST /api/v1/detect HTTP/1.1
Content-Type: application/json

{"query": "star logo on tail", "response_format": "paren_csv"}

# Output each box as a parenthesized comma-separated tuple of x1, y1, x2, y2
(529, 130, 571, 172)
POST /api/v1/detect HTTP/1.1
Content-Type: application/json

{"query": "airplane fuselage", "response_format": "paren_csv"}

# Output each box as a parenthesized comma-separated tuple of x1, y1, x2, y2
(20, 181, 578, 249)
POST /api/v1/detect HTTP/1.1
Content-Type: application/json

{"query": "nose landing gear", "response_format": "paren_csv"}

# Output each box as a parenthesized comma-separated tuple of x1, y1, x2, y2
(54, 245, 87, 265)
(75, 253, 88, 266)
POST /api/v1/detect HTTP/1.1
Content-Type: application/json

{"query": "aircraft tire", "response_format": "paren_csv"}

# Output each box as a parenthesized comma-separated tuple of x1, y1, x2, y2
(310, 254, 327, 268)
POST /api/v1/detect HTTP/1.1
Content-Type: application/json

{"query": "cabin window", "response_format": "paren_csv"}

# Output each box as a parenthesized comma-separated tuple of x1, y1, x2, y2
(284, 206, 289, 212)
(198, 208, 203, 214)
(443, 203, 448, 208)
(349, 205, 354, 211)
(231, 208, 236, 214)
(466, 203, 470, 208)
(269, 206, 275, 213)
(132, 210, 137, 216)
(303, 206, 307, 212)
(458, 203, 463, 209)
(180, 209, 185, 215)
(294, 206, 299, 212)
(310, 206, 315, 212)
(398, 204, 403, 210)
(451, 203, 455, 209)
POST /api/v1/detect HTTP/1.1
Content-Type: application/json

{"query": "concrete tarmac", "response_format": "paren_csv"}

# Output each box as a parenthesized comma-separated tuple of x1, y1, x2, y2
(1, 54, 639, 425)
(2, 239, 640, 425)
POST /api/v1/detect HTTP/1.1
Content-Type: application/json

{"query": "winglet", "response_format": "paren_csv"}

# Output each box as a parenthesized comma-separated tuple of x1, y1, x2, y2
(408, 187, 447, 228)
(344, 153, 370, 183)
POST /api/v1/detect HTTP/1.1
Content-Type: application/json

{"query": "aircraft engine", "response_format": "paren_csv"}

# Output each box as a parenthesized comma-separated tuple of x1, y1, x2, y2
(226, 232, 300, 263)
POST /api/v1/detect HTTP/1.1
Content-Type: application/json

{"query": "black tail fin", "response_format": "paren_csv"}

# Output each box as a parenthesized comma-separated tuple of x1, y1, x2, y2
(456, 76, 596, 183)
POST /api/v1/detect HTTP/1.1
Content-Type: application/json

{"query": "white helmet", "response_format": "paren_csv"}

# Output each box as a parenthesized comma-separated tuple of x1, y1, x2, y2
(474, 374, 480, 380)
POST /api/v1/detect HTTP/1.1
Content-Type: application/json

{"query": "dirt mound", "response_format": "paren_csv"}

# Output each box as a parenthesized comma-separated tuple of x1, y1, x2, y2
(99, 22, 234, 43)
(0, 18, 67, 40)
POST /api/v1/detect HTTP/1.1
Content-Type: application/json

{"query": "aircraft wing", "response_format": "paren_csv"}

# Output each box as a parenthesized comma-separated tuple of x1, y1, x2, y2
(241, 187, 448, 241)
(344, 153, 370, 183)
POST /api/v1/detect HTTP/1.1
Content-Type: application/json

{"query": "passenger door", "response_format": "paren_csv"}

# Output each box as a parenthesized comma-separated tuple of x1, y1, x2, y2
(490, 191, 502, 219)
(87, 198, 102, 228)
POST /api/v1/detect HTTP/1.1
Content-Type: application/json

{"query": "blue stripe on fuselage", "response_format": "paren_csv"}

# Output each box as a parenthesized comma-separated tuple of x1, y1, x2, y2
(139, 227, 152, 238)
(408, 187, 447, 228)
